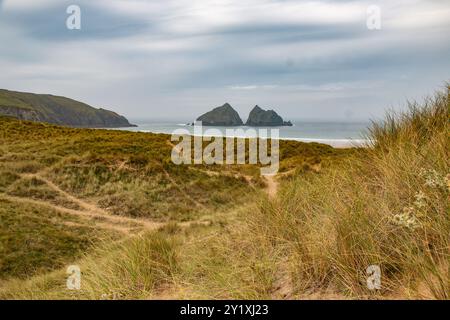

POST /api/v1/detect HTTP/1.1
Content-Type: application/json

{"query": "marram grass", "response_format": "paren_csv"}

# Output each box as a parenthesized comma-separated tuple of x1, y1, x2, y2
(0, 86, 448, 299)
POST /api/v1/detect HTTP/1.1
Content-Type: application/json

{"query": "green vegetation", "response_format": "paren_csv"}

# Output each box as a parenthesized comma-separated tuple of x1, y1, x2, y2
(0, 86, 447, 300)
(0, 119, 249, 221)
(0, 113, 344, 291)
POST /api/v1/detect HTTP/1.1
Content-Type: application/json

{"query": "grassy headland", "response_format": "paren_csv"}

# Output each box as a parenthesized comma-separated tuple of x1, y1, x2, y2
(0, 89, 134, 128)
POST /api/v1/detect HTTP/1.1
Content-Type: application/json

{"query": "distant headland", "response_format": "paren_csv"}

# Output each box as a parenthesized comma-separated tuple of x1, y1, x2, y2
(0, 89, 136, 128)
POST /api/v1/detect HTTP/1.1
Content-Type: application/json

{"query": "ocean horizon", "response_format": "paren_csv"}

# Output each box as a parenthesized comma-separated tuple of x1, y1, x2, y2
(117, 120, 372, 148)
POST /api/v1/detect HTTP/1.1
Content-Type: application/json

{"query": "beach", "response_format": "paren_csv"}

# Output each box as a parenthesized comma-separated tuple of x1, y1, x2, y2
(114, 120, 370, 148)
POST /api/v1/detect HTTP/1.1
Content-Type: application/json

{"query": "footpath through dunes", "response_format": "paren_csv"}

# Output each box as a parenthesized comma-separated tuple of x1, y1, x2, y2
(1, 168, 217, 236)
(2, 171, 164, 235)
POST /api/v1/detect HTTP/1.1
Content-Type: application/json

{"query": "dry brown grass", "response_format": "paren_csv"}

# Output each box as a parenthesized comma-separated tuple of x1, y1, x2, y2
(1, 86, 447, 300)
(200, 85, 449, 299)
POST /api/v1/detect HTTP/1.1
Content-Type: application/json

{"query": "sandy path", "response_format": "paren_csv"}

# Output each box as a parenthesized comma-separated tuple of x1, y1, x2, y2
(168, 138, 283, 198)
(4, 172, 214, 235)
(0, 194, 137, 234)
(12, 173, 167, 233)
(22, 173, 110, 216)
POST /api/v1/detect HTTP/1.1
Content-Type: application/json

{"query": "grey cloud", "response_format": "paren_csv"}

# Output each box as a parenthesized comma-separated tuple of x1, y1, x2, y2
(0, 1, 152, 41)
(0, 0, 449, 121)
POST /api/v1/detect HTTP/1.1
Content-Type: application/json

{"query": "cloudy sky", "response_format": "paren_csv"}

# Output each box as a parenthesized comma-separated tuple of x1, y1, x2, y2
(0, 0, 449, 121)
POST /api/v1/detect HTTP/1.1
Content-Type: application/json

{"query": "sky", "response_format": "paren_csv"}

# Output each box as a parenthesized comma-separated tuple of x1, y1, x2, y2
(0, 0, 449, 122)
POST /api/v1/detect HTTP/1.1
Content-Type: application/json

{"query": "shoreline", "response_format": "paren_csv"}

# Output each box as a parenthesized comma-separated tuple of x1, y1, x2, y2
(97, 123, 371, 148)
(136, 129, 369, 148)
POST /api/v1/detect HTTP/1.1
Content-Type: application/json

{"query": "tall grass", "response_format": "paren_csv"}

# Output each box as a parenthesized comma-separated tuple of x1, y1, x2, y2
(76, 232, 178, 299)
(242, 85, 449, 298)
(0, 86, 447, 299)
(0, 232, 178, 299)
(178, 85, 449, 299)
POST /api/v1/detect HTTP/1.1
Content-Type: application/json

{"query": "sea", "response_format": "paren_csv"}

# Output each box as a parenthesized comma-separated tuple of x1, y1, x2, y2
(116, 120, 372, 148)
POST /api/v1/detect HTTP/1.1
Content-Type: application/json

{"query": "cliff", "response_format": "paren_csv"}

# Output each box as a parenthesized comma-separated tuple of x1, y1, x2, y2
(0, 89, 136, 128)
